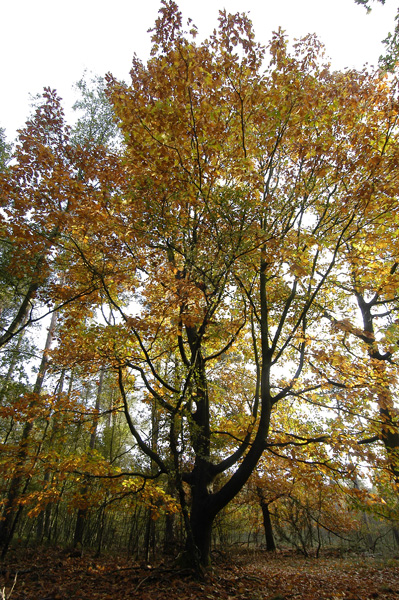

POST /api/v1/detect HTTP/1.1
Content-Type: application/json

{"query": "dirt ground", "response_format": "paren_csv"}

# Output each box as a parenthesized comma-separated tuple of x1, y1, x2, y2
(1, 547, 399, 600)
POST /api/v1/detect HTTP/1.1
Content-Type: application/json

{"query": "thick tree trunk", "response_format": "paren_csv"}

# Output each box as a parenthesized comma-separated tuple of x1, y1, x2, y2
(183, 327, 215, 569)
(189, 507, 214, 567)
(169, 256, 274, 572)
(181, 270, 273, 569)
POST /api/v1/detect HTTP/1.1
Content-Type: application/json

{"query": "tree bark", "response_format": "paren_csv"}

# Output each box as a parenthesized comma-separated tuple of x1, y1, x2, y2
(189, 508, 214, 567)
(260, 500, 276, 552)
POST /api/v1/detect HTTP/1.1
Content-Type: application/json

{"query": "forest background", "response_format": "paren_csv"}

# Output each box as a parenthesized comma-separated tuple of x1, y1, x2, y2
(1, 0, 399, 595)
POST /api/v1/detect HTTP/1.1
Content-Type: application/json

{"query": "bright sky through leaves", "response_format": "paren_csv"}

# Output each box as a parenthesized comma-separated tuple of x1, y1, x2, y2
(1, 0, 398, 140)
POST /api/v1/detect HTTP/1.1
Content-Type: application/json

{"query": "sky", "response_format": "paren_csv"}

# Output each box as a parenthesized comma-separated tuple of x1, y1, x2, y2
(1, 0, 398, 141)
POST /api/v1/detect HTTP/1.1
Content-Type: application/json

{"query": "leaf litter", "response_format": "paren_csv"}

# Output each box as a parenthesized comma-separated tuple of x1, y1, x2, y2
(1, 548, 399, 600)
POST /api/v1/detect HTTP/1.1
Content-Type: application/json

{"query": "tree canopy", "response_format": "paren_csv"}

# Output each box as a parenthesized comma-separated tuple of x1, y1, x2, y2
(1, 0, 399, 573)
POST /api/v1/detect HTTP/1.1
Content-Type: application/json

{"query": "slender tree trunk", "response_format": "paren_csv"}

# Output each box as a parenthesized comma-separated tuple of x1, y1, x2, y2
(35, 470, 50, 544)
(163, 478, 176, 554)
(392, 526, 399, 548)
(0, 311, 57, 556)
(36, 369, 66, 544)
(144, 509, 156, 562)
(73, 368, 105, 548)
(95, 506, 106, 557)
(164, 512, 175, 553)
(0, 314, 29, 405)
(143, 396, 160, 561)
(260, 500, 276, 552)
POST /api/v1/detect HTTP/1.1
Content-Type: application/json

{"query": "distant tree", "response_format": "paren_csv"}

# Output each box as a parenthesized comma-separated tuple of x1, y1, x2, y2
(354, 0, 385, 12)
(0, 128, 12, 172)
(71, 72, 121, 150)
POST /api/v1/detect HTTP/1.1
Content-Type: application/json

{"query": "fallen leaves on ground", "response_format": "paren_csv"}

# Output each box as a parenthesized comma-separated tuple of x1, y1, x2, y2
(1, 548, 399, 600)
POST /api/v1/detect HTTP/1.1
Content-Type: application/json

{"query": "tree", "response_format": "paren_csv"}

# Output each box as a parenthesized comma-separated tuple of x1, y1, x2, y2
(0, 87, 121, 349)
(353, 0, 399, 70)
(71, 1, 399, 569)
(71, 72, 121, 150)
(0, 88, 125, 555)
(0, 127, 12, 172)
(249, 416, 365, 556)
(4, 0, 399, 570)
(0, 311, 58, 555)
(315, 248, 399, 488)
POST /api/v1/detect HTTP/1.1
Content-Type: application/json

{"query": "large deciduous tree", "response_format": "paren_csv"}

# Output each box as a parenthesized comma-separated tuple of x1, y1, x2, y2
(7, 0, 398, 570)
(66, 1, 398, 568)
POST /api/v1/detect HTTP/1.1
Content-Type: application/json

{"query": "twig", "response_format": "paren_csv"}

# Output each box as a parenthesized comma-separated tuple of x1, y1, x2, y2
(133, 574, 153, 593)
(1, 572, 17, 600)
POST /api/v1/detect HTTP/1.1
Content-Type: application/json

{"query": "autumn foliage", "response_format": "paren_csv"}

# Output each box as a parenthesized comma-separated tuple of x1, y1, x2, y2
(1, 0, 399, 584)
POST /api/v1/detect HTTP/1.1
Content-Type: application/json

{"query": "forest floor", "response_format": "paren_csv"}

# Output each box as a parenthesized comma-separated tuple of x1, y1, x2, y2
(1, 547, 399, 600)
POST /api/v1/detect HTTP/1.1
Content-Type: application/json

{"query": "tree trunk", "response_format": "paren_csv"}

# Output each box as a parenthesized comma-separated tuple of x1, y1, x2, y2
(0, 314, 29, 405)
(260, 501, 276, 552)
(35, 470, 50, 544)
(163, 511, 176, 554)
(189, 506, 214, 567)
(144, 509, 156, 562)
(36, 369, 66, 544)
(163, 479, 177, 554)
(181, 275, 273, 569)
(0, 311, 57, 556)
(73, 368, 105, 548)
(356, 293, 399, 486)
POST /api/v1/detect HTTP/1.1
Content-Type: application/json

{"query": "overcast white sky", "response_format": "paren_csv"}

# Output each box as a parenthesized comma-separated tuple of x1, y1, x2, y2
(1, 0, 398, 140)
